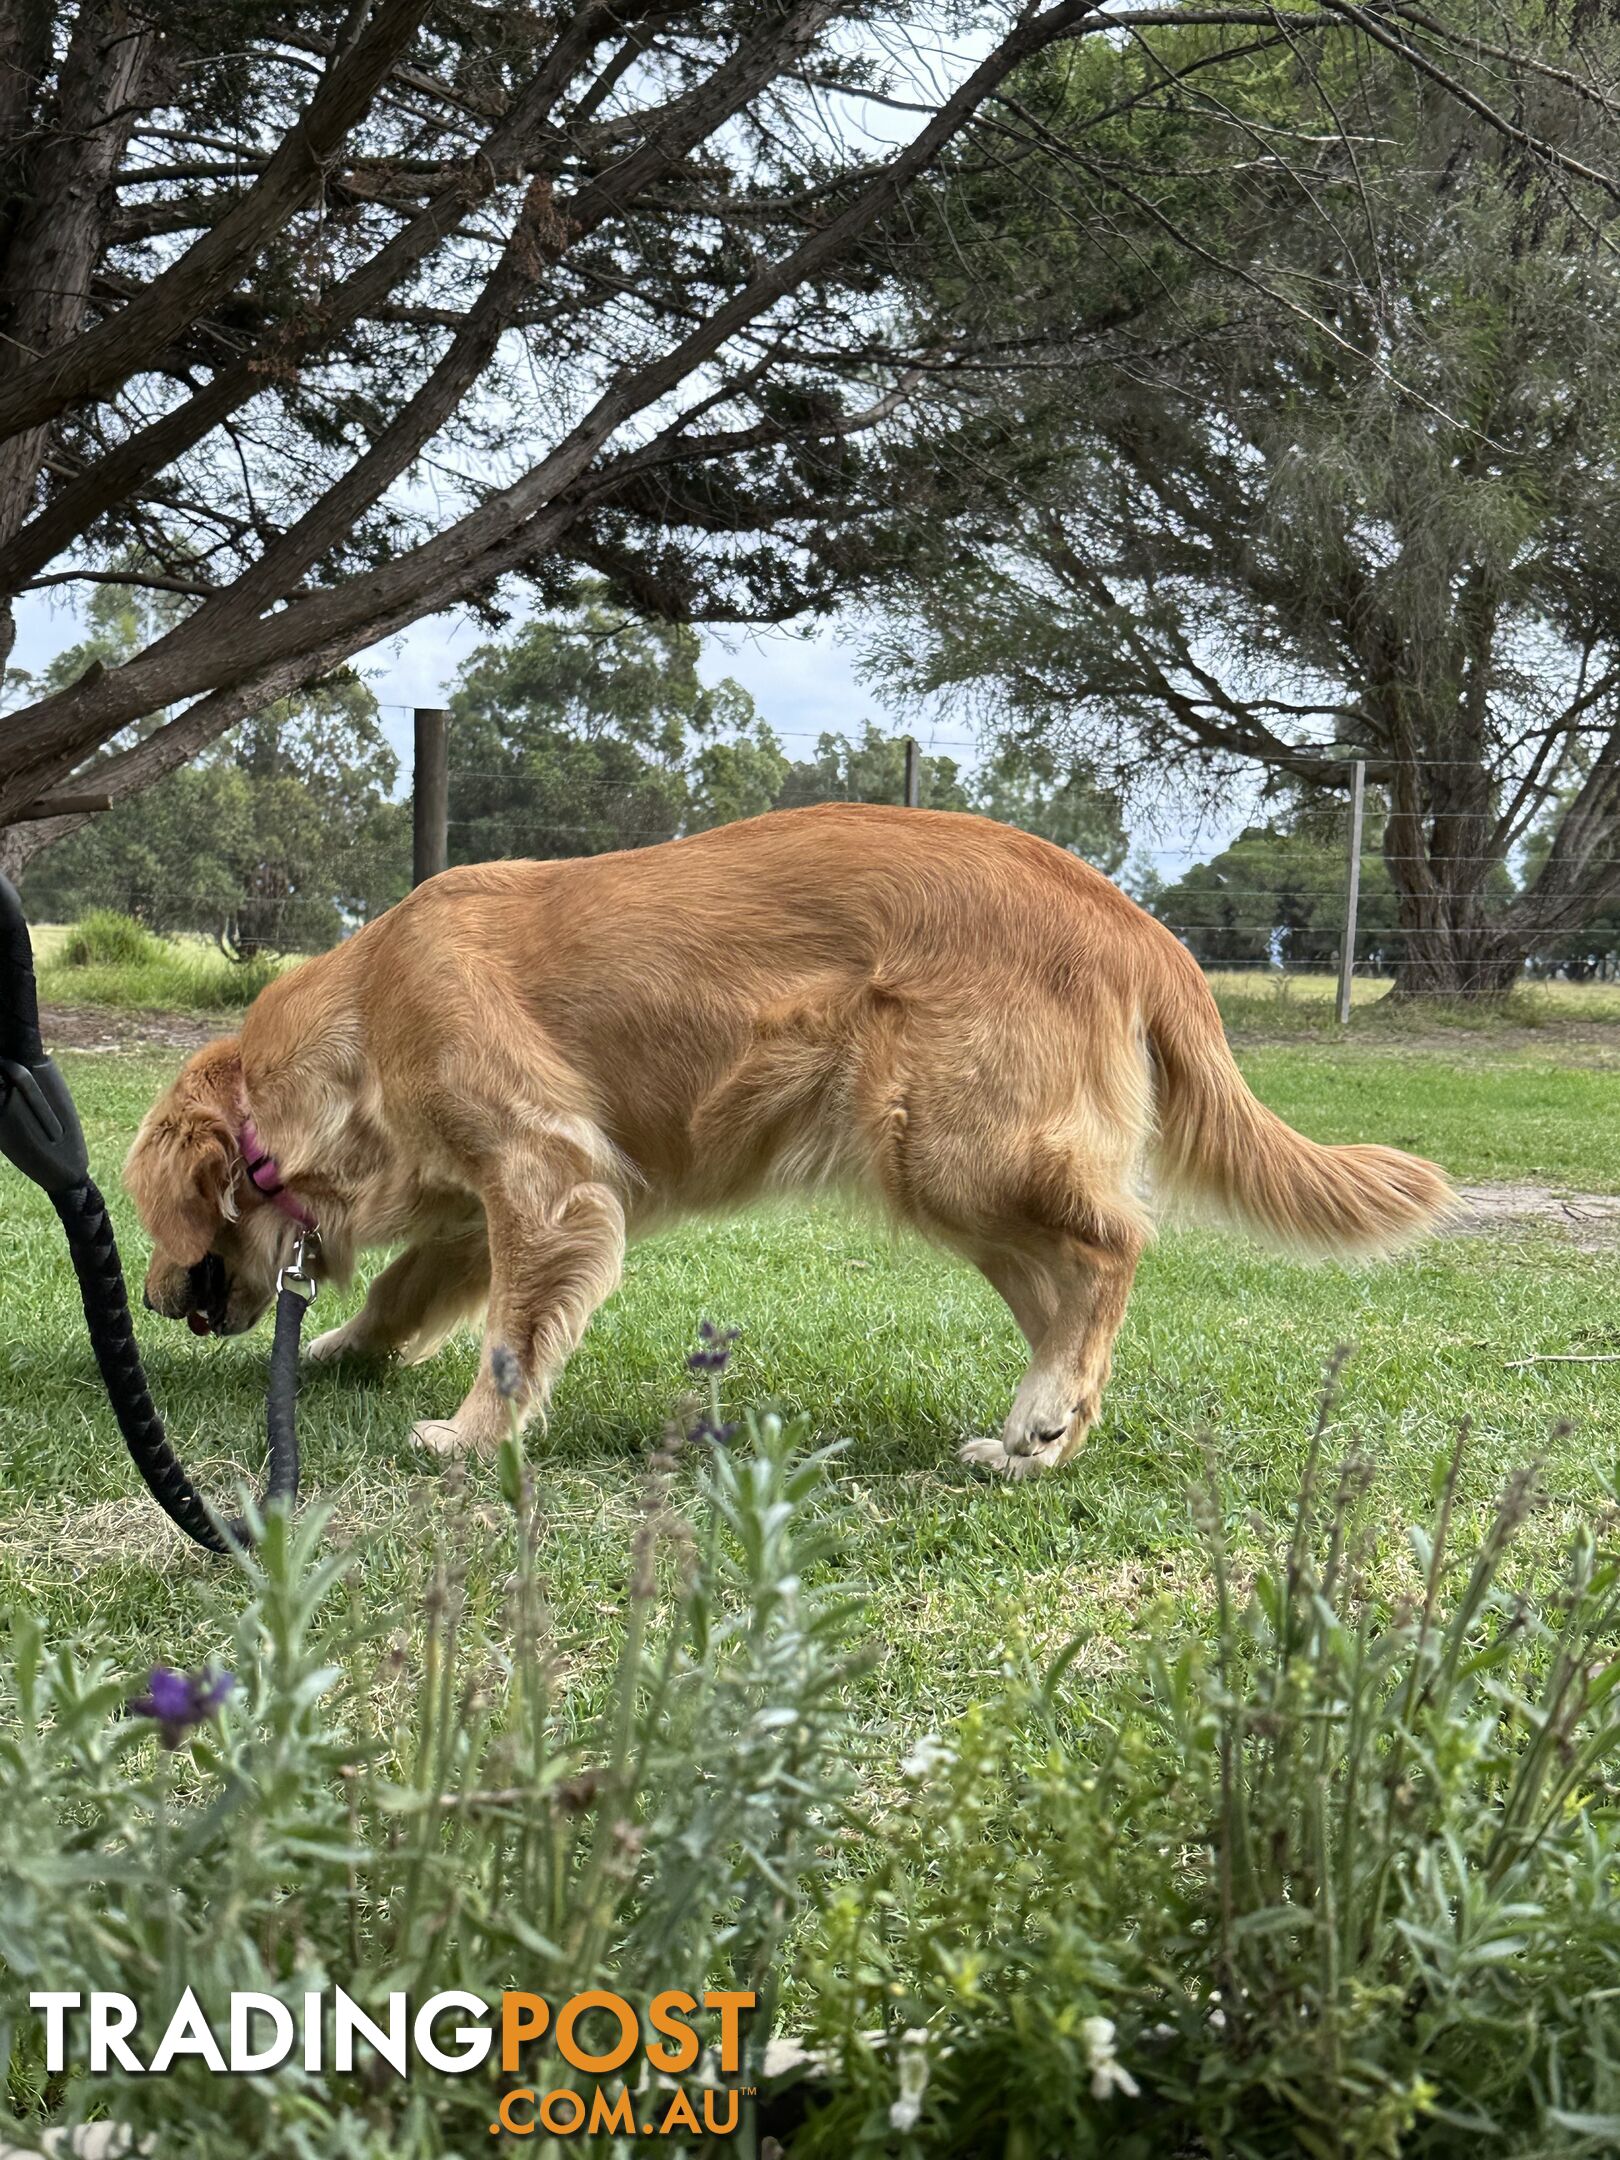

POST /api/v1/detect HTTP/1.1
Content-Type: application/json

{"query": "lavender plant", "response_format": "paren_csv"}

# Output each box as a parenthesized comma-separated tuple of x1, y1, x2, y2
(10, 1348, 1620, 2160)
(795, 1391, 1620, 2160)
(0, 1337, 861, 2157)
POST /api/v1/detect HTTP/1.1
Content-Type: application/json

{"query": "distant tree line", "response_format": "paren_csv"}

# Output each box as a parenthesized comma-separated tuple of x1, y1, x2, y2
(445, 589, 1125, 874)
(19, 585, 1126, 948)
(30, 579, 1620, 988)
(33, 578, 1620, 985)
(1150, 795, 1618, 983)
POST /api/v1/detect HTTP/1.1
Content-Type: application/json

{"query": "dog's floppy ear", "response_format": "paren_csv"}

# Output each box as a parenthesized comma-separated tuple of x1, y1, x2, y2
(124, 1040, 243, 1266)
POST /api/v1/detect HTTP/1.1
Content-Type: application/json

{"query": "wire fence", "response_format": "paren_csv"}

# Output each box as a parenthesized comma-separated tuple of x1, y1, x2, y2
(35, 847, 1620, 971)
(29, 717, 1620, 987)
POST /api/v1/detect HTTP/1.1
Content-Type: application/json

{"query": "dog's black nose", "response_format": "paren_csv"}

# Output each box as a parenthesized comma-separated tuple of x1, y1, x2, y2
(142, 1287, 157, 1313)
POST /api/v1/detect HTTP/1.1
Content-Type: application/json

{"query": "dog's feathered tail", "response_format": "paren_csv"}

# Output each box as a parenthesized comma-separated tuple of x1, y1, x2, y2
(1141, 933, 1453, 1257)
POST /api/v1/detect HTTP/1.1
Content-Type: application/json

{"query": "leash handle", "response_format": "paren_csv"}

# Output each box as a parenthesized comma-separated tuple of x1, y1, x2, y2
(0, 872, 42, 1067)
(0, 869, 312, 1553)
(0, 875, 87, 1196)
(0, 1054, 89, 1195)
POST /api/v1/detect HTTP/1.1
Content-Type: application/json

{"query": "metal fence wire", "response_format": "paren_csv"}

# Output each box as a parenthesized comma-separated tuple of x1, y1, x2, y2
(30, 719, 1620, 995)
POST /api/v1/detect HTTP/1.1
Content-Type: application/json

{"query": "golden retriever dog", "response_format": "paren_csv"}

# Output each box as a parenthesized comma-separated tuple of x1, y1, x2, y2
(124, 804, 1452, 1475)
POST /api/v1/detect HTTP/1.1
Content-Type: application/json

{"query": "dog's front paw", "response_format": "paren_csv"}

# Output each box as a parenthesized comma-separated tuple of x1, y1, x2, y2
(959, 1425, 1076, 1480)
(307, 1323, 365, 1364)
(411, 1416, 470, 1456)
(961, 1435, 1025, 1477)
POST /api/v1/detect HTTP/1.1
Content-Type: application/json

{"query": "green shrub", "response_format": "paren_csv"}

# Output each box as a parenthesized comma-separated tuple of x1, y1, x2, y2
(794, 1391, 1620, 2159)
(56, 910, 161, 970)
(186, 947, 282, 1009)
(1, 1393, 861, 2156)
(37, 936, 285, 1014)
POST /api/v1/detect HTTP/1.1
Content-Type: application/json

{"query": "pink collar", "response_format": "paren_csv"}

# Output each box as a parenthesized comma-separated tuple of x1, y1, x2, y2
(239, 1119, 318, 1231)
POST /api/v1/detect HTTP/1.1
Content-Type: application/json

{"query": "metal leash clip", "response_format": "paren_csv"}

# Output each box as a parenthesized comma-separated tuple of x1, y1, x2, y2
(277, 1224, 322, 1301)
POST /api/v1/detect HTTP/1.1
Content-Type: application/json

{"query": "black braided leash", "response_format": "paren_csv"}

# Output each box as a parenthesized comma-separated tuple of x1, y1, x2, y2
(0, 873, 310, 1554)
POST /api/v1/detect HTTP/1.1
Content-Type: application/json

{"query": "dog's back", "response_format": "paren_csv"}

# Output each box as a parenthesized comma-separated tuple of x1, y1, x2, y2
(245, 802, 1448, 1253)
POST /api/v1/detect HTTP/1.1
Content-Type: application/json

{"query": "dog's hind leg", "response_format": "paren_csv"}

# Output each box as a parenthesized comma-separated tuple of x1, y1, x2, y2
(959, 1242, 1059, 1350)
(308, 1224, 490, 1366)
(960, 1209, 1144, 1480)
(413, 1154, 626, 1457)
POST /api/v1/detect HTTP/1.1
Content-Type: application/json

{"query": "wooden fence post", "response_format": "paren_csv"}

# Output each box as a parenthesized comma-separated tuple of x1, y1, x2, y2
(412, 706, 448, 887)
(902, 736, 920, 809)
(1336, 757, 1366, 1025)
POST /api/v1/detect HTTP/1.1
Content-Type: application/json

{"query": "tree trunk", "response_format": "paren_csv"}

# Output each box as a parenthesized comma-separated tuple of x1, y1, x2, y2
(0, 812, 81, 884)
(0, 0, 155, 666)
(1381, 766, 1522, 1000)
(1385, 925, 1522, 1000)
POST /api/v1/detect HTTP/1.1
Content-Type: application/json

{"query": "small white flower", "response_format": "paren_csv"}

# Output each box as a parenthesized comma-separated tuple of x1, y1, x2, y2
(899, 1733, 951, 1783)
(889, 2028, 932, 2131)
(1080, 2014, 1140, 2101)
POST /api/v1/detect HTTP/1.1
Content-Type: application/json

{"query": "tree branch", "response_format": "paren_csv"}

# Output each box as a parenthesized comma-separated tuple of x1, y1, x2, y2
(0, 0, 1107, 811)
(0, 2, 626, 597)
(0, 0, 437, 445)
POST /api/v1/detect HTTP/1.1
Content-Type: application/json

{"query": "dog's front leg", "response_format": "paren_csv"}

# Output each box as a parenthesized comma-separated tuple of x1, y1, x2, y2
(412, 1173, 625, 1457)
(309, 1225, 490, 1366)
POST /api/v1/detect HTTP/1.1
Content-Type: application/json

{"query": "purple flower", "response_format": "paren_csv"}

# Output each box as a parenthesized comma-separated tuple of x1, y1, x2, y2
(691, 1415, 740, 1449)
(129, 1666, 235, 1749)
(686, 1320, 740, 1375)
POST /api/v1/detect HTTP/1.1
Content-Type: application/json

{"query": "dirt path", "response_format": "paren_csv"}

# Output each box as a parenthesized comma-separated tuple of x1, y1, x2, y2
(41, 1002, 221, 1054)
(1450, 1183, 1620, 1250)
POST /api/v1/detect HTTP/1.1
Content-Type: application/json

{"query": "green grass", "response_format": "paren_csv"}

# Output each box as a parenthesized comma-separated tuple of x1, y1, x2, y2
(32, 919, 283, 1014)
(1241, 1040, 1620, 1186)
(4, 1035, 1620, 1755)
(1209, 966, 1620, 1036)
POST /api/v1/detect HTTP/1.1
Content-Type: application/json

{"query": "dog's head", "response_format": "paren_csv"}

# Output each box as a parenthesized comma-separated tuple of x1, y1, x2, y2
(124, 1039, 289, 1337)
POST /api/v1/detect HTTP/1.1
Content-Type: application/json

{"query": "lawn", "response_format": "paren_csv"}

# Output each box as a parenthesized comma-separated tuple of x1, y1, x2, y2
(31, 916, 284, 1013)
(4, 1012, 1620, 1753)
